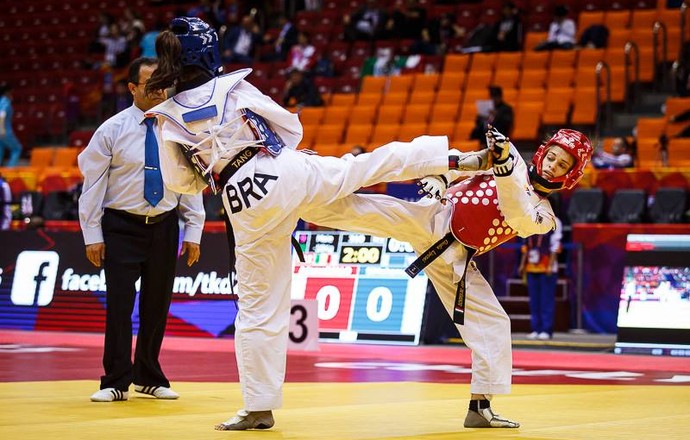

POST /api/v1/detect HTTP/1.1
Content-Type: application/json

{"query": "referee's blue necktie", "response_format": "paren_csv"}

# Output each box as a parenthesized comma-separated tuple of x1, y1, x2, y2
(143, 118, 163, 207)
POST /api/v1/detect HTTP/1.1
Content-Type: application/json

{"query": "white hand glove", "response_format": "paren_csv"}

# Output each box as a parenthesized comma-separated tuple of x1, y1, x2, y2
(486, 125, 511, 163)
(417, 175, 448, 200)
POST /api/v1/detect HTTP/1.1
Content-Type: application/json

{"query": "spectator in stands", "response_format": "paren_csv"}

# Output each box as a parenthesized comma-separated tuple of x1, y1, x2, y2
(0, 85, 23, 167)
(344, 0, 387, 41)
(384, 0, 427, 40)
(471, 86, 514, 145)
(79, 57, 204, 403)
(534, 5, 576, 51)
(592, 137, 634, 169)
(412, 12, 465, 55)
(264, 14, 298, 62)
(519, 194, 563, 341)
(99, 23, 129, 68)
(0, 172, 10, 230)
(283, 69, 323, 108)
(287, 32, 317, 74)
(491, 2, 523, 52)
(140, 20, 165, 58)
(578, 24, 609, 49)
(313, 52, 335, 77)
(222, 15, 262, 64)
(665, 108, 690, 138)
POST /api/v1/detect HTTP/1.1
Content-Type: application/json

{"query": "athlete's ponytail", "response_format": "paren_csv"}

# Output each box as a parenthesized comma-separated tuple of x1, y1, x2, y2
(145, 30, 182, 96)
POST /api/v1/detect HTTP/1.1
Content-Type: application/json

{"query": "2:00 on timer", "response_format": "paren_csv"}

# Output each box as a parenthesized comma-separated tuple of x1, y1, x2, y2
(339, 246, 382, 265)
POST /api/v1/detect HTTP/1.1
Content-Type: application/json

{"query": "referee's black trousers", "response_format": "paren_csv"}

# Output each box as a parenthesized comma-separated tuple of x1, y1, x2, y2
(100, 209, 179, 391)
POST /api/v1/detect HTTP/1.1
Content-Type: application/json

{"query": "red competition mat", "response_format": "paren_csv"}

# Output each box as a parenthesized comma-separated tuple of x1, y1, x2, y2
(1, 330, 689, 385)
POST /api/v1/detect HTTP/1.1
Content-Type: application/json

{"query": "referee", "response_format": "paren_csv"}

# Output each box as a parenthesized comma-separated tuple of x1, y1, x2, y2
(78, 57, 205, 402)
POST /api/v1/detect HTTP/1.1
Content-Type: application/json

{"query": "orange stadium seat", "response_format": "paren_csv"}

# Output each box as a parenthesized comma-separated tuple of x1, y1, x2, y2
(360, 76, 387, 95)
(349, 105, 378, 125)
(52, 147, 80, 168)
(519, 69, 548, 89)
(300, 124, 317, 149)
(546, 68, 575, 89)
(408, 90, 435, 106)
(635, 138, 662, 168)
(387, 75, 414, 95)
(369, 124, 400, 146)
(430, 103, 460, 123)
(299, 107, 325, 126)
(322, 106, 352, 125)
(570, 87, 598, 125)
(344, 124, 373, 145)
(398, 123, 429, 142)
(453, 121, 476, 142)
(668, 138, 690, 167)
(313, 143, 342, 157)
(444, 54, 471, 73)
(550, 50, 578, 69)
(492, 70, 519, 91)
(630, 9, 658, 29)
(465, 69, 494, 89)
(577, 49, 606, 70)
(402, 103, 432, 125)
(522, 51, 550, 71)
(511, 102, 544, 141)
(470, 53, 497, 72)
(330, 93, 357, 107)
(438, 72, 466, 92)
(524, 32, 548, 50)
(574, 67, 599, 88)
(542, 88, 574, 126)
(377, 105, 403, 125)
(29, 147, 56, 169)
(603, 10, 631, 30)
(607, 29, 633, 50)
(427, 121, 455, 139)
(411, 73, 439, 94)
(496, 52, 522, 71)
(314, 124, 344, 146)
(518, 88, 546, 103)
(381, 92, 408, 106)
(636, 118, 666, 139)
(357, 93, 382, 106)
(434, 89, 462, 105)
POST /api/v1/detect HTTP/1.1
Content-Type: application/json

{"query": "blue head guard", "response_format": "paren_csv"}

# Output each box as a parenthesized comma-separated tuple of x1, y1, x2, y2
(171, 17, 223, 77)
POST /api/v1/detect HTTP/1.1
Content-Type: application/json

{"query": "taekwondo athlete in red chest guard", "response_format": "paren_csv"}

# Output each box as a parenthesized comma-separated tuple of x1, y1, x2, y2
(303, 126, 593, 430)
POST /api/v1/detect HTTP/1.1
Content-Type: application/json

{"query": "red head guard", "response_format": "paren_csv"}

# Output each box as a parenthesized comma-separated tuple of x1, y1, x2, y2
(531, 129, 593, 190)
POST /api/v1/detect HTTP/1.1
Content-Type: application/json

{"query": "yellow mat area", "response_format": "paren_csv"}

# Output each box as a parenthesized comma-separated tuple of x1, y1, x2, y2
(1, 381, 689, 440)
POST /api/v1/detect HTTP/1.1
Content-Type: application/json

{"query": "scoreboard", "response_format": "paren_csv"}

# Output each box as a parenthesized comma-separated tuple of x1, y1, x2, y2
(291, 231, 428, 345)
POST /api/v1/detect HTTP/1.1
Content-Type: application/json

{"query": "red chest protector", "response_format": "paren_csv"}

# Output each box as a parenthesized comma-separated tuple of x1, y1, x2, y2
(446, 174, 518, 255)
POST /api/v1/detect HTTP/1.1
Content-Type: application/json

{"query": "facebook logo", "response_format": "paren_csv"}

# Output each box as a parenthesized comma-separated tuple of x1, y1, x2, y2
(10, 251, 60, 306)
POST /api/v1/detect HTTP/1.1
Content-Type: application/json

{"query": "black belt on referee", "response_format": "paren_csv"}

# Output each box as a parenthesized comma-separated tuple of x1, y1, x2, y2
(405, 232, 476, 325)
(105, 208, 174, 225)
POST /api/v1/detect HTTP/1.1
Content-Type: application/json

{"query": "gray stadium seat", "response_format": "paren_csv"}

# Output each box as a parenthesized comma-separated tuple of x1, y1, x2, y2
(608, 189, 646, 223)
(649, 187, 687, 223)
(566, 188, 604, 224)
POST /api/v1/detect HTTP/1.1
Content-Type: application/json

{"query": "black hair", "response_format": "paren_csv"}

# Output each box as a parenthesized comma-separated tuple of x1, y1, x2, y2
(0, 85, 11, 96)
(128, 57, 158, 85)
(554, 5, 569, 17)
(489, 85, 503, 99)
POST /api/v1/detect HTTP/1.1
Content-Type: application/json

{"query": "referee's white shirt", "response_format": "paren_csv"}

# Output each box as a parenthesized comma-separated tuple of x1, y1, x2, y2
(78, 104, 205, 245)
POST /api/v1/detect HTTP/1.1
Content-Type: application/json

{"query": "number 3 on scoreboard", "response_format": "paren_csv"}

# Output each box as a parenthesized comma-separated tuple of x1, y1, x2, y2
(289, 304, 308, 343)
(288, 299, 319, 351)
